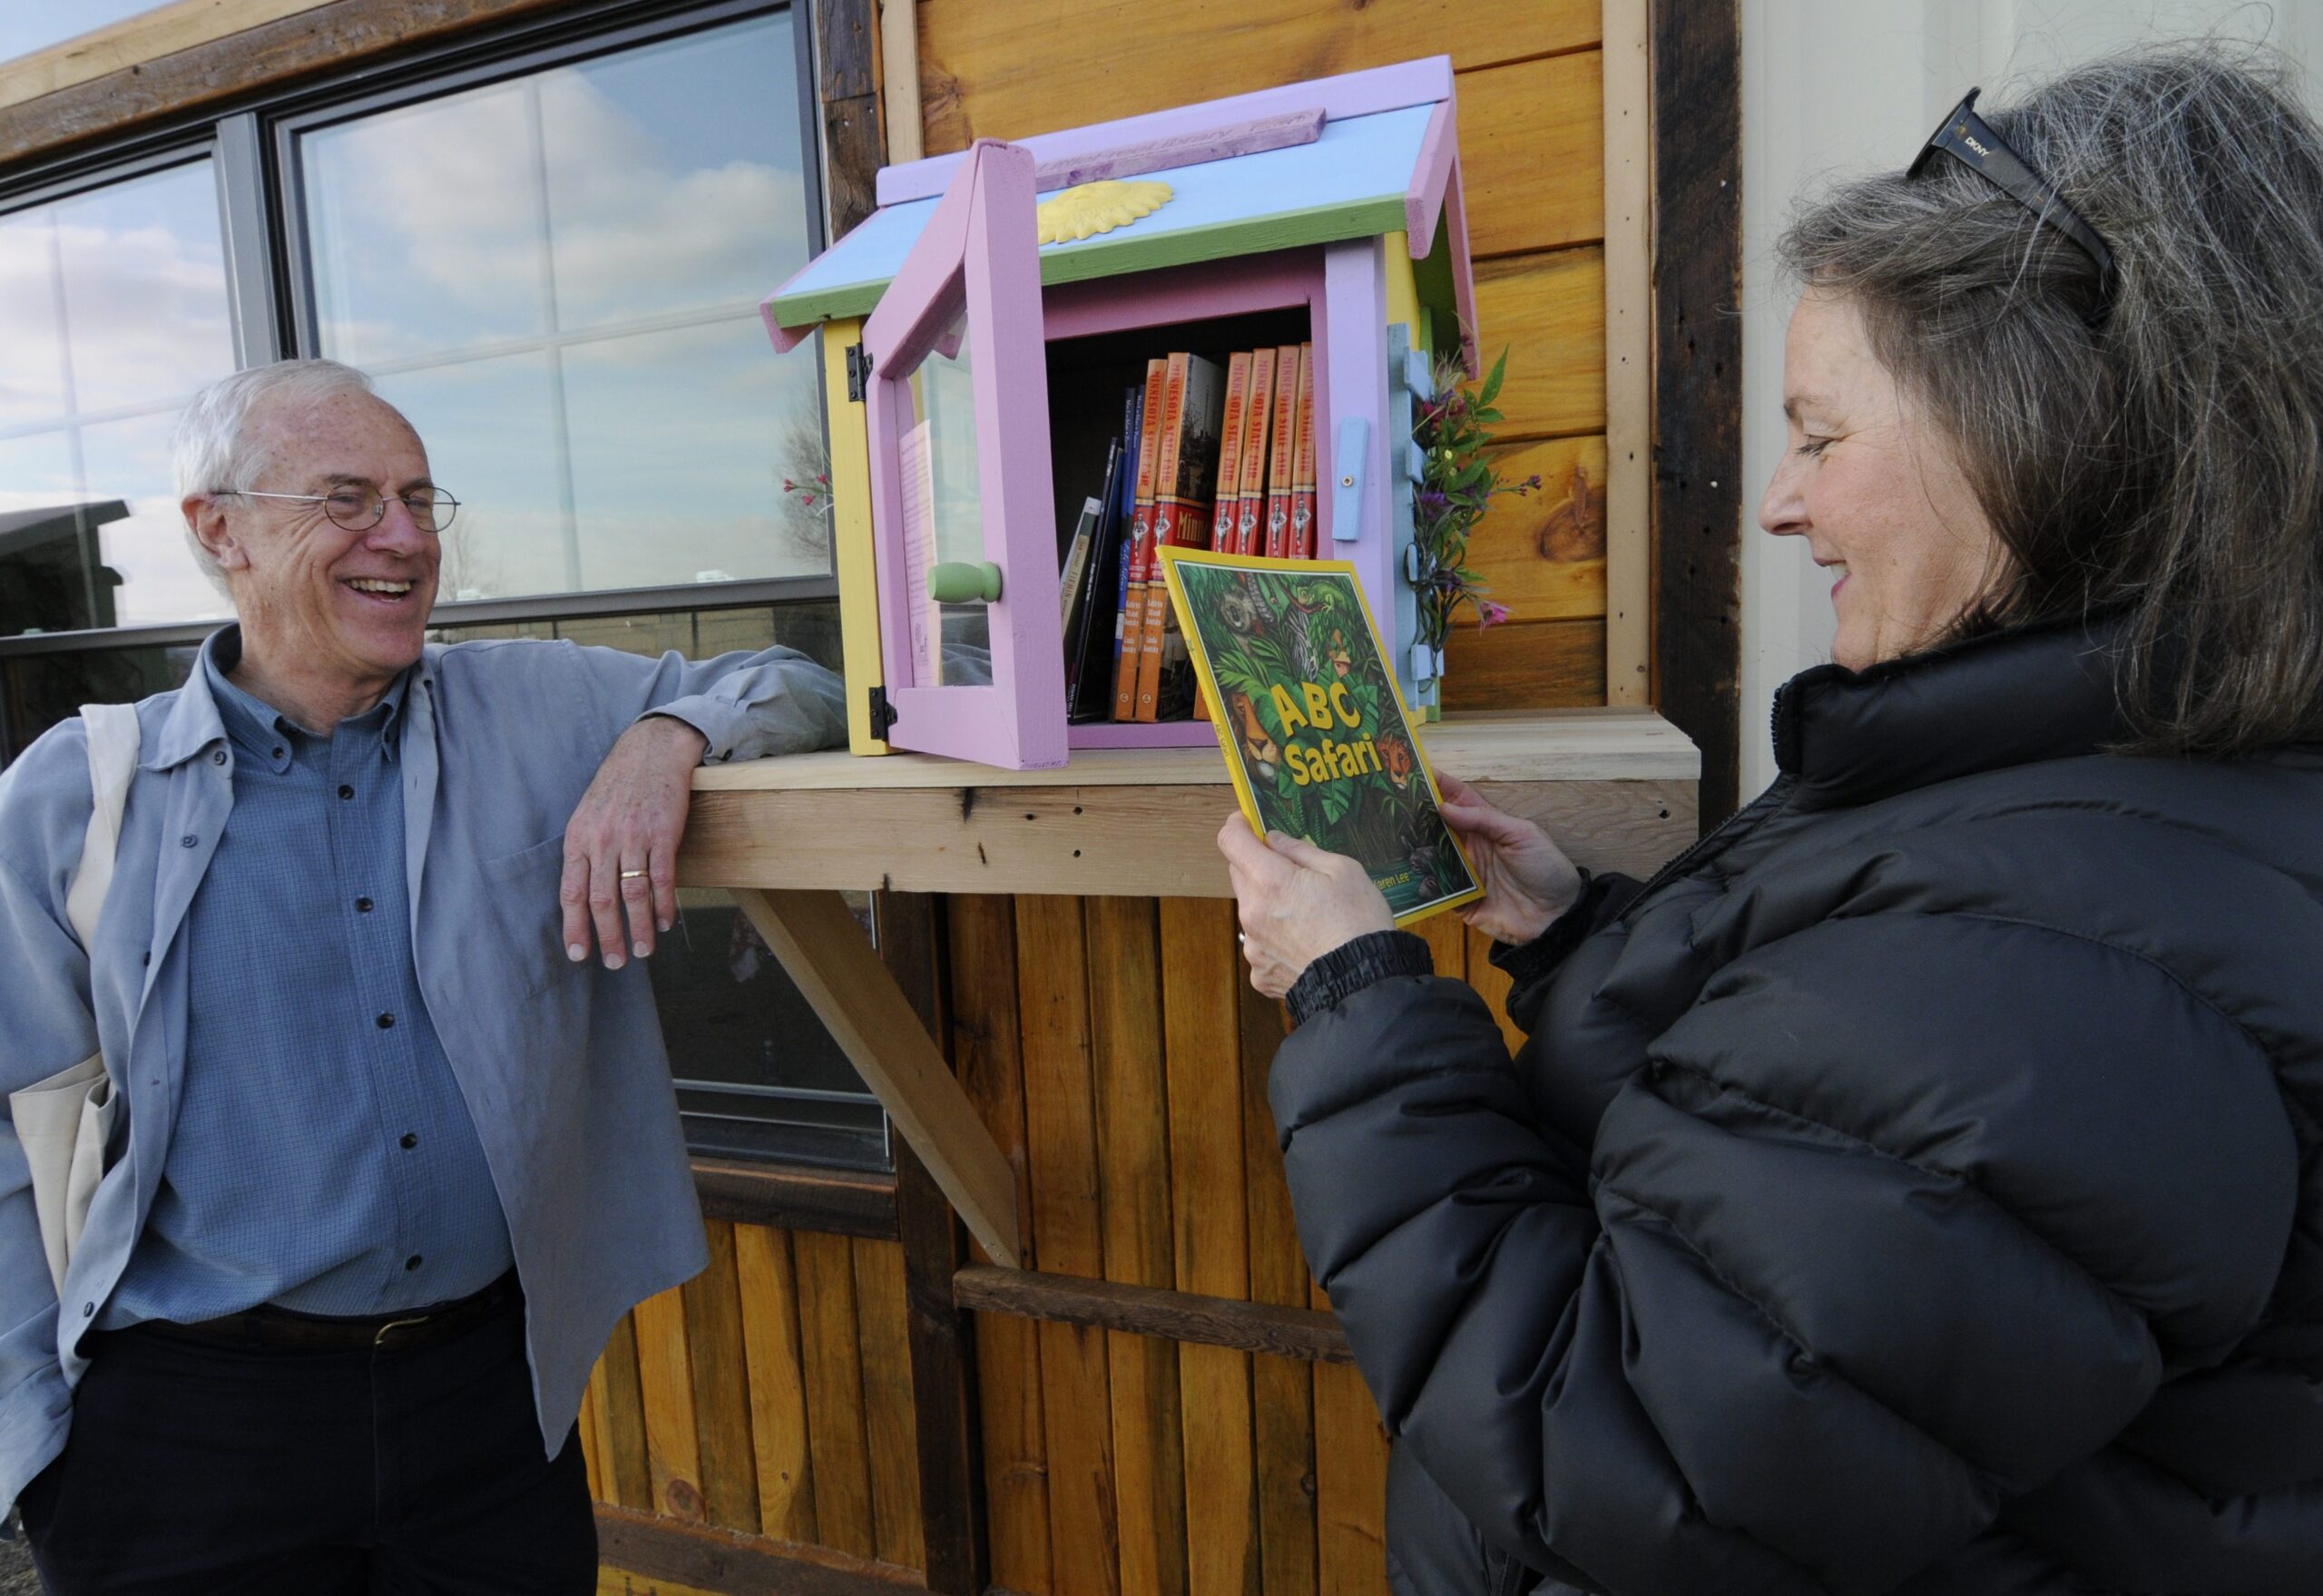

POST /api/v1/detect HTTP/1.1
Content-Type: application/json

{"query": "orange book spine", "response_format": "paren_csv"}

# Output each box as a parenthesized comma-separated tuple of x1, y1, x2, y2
(1289, 341, 1318, 557)
(1113, 358, 1171, 721)
(1134, 354, 1194, 720)
(1262, 344, 1299, 558)
(1210, 352, 1251, 551)
(1235, 346, 1276, 555)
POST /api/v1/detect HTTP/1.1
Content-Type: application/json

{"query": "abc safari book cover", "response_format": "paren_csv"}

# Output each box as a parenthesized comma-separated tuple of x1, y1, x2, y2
(1156, 547, 1483, 925)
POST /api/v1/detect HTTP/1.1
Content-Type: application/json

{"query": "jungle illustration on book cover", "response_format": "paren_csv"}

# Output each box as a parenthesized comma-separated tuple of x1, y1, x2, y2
(1156, 547, 1482, 925)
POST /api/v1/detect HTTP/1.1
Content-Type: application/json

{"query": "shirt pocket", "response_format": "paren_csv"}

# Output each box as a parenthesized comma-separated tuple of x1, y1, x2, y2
(479, 834, 573, 997)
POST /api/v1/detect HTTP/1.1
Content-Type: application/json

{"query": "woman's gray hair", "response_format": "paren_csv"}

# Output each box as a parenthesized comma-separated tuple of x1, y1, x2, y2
(172, 358, 383, 590)
(1779, 43, 2323, 757)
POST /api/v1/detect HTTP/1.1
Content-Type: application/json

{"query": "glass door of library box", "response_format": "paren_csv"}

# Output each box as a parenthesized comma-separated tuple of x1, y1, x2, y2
(861, 138, 1067, 769)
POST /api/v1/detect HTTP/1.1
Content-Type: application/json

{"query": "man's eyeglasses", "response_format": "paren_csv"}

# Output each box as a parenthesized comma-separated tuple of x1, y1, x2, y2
(215, 487, 461, 534)
(1911, 87, 2116, 306)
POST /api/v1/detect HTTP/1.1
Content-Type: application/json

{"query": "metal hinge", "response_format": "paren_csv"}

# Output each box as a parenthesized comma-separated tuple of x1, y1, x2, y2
(846, 343, 873, 403)
(867, 684, 897, 738)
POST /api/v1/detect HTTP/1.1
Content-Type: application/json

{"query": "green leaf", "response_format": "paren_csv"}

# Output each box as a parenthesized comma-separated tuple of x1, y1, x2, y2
(1477, 345, 1509, 407)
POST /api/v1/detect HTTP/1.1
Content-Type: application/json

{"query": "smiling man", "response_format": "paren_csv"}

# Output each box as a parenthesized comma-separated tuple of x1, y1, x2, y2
(0, 359, 845, 1592)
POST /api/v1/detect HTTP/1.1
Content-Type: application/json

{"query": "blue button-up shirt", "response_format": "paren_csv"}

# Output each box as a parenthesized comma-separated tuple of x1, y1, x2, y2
(0, 631, 845, 1520)
(103, 634, 513, 1327)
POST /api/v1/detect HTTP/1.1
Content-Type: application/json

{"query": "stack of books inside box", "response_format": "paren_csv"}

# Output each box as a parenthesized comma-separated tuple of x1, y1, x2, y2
(1055, 338, 1317, 725)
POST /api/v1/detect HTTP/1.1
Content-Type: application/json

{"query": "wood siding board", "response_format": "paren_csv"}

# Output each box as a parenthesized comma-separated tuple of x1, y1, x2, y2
(853, 1238, 928, 1571)
(797, 1229, 880, 1561)
(1465, 925, 1529, 1056)
(0, 0, 571, 162)
(1085, 896, 1190, 1596)
(914, 0, 1600, 155)
(1159, 897, 1259, 1596)
(946, 894, 1054, 1596)
(1014, 896, 1122, 1596)
(735, 1224, 819, 1546)
(1467, 437, 1611, 622)
(682, 1219, 763, 1535)
(595, 1505, 924, 1596)
(1460, 51, 1604, 258)
(1311, 1360, 1392, 1596)
(1240, 980, 1317, 1596)
(634, 1286, 708, 1524)
(579, 1378, 604, 1502)
(1443, 617, 1609, 711)
(600, 1310, 656, 1513)
(1472, 248, 1606, 443)
(954, 1266, 1351, 1365)
(1603, 0, 1654, 707)
(1651, 0, 1743, 823)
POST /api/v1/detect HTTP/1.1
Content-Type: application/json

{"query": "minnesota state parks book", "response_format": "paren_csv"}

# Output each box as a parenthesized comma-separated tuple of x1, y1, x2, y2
(1155, 546, 1483, 925)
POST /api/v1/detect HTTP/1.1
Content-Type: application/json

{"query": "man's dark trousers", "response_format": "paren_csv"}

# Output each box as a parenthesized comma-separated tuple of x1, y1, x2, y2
(21, 1287, 595, 1594)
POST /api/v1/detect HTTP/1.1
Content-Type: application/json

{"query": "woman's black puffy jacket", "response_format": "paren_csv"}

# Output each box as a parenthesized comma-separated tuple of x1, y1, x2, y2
(1272, 618, 2323, 1594)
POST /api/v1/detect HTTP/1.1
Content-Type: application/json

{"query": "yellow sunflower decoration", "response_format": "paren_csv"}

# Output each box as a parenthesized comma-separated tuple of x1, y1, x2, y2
(1036, 180, 1173, 245)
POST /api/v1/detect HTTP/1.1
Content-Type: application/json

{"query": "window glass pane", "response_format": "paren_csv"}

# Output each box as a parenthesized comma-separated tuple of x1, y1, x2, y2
(0, 160, 235, 634)
(299, 11, 824, 602)
(2, 641, 197, 761)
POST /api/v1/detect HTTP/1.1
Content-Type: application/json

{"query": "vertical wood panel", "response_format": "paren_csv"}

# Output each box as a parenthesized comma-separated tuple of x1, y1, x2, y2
(854, 1237, 927, 1569)
(682, 1219, 761, 1535)
(633, 1287, 707, 1523)
(949, 893, 1054, 1595)
(797, 1229, 877, 1560)
(734, 1223, 818, 1544)
(1087, 896, 1191, 1596)
(1311, 1359, 1392, 1596)
(578, 1379, 604, 1501)
(597, 1312, 655, 1513)
(1160, 897, 1259, 1596)
(1240, 982, 1317, 1596)
(1017, 895, 1122, 1596)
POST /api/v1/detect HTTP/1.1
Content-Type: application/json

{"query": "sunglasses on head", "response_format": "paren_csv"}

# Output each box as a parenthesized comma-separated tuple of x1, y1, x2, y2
(1911, 88, 2116, 309)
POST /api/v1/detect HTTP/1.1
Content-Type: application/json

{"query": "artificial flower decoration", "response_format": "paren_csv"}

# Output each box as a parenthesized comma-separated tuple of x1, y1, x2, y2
(1036, 180, 1173, 244)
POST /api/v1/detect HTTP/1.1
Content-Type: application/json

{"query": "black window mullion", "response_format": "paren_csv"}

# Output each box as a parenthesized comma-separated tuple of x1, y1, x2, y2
(214, 113, 284, 369)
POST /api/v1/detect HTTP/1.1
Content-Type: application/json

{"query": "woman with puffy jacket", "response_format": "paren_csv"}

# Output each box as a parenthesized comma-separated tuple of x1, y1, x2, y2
(1220, 47, 2323, 1596)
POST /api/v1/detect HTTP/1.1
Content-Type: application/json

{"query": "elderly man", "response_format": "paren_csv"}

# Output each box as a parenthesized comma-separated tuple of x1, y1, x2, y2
(0, 358, 845, 1591)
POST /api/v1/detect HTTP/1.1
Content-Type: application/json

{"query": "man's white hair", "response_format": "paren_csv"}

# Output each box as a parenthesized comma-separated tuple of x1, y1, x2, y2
(172, 358, 396, 592)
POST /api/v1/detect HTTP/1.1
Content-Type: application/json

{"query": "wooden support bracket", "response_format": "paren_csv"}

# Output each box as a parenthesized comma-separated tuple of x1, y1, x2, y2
(730, 887, 1024, 1269)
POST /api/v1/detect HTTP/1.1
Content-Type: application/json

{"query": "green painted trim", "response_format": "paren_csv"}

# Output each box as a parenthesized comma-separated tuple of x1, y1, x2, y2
(769, 195, 1410, 328)
(1412, 214, 1457, 357)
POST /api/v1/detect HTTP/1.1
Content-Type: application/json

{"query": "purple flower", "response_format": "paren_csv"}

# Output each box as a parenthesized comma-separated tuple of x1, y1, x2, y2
(1477, 600, 1511, 630)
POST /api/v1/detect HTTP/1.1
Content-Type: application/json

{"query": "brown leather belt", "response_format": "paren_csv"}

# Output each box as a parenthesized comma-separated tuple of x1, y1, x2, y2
(125, 1269, 520, 1353)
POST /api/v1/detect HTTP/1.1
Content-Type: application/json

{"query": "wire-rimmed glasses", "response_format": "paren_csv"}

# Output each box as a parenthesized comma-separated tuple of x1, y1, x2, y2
(215, 486, 461, 534)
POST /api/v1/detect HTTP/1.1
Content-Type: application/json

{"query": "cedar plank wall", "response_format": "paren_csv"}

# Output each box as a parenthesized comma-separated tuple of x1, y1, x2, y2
(583, 5, 1614, 1595)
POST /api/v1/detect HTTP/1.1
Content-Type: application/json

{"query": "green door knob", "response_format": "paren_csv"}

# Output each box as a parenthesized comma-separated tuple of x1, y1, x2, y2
(927, 560, 1004, 604)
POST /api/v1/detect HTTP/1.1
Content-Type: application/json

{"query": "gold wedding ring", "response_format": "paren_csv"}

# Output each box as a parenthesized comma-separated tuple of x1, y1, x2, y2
(619, 869, 647, 879)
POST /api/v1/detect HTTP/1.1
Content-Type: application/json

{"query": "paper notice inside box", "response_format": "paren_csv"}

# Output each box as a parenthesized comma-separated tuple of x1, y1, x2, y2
(899, 418, 944, 683)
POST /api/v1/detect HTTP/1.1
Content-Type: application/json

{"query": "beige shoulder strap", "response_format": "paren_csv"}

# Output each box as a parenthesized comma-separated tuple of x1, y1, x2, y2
(64, 703, 141, 949)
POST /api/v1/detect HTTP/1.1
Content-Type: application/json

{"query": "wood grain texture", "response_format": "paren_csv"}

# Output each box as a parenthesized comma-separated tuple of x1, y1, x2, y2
(1014, 896, 1122, 1596)
(595, 1505, 924, 1596)
(0, 0, 569, 162)
(946, 895, 1053, 1596)
(1239, 982, 1317, 1596)
(797, 1229, 878, 1562)
(1311, 1360, 1391, 1596)
(734, 1224, 818, 1545)
(954, 1267, 1352, 1365)
(1602, 0, 1654, 706)
(0, 0, 321, 110)
(579, 1379, 604, 1502)
(633, 1286, 707, 1524)
(1161, 898, 1260, 1596)
(1470, 436, 1611, 622)
(915, 0, 1600, 153)
(691, 1158, 898, 1240)
(1083, 897, 1190, 1596)
(1651, 0, 1744, 824)
(731, 888, 1021, 1268)
(1443, 617, 1608, 711)
(682, 1219, 762, 1535)
(598, 1312, 656, 1513)
(1460, 50, 1603, 258)
(1473, 248, 1606, 442)
(853, 1238, 926, 1570)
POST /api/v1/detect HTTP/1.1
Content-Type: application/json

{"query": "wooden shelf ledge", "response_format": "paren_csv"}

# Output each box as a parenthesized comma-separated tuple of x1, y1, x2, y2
(681, 708, 1700, 897)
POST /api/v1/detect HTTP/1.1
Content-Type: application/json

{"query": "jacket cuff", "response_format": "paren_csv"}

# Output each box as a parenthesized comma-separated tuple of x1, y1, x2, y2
(1487, 867, 1615, 992)
(1287, 930, 1435, 1028)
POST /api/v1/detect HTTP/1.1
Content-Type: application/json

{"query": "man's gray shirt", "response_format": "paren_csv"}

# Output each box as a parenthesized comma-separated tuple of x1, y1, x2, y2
(0, 633, 845, 1519)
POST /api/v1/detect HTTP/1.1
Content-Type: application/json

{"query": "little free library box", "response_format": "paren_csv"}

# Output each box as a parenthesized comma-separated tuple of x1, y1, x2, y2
(665, 56, 1700, 1277)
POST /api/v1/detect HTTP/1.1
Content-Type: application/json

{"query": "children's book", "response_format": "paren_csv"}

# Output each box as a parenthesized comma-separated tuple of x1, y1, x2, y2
(1136, 352, 1223, 720)
(1234, 347, 1276, 555)
(1289, 342, 1318, 558)
(1261, 345, 1299, 558)
(1155, 547, 1483, 925)
(1113, 361, 1169, 720)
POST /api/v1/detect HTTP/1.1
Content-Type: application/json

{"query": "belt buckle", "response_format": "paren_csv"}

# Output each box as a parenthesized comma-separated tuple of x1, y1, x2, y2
(373, 1313, 433, 1349)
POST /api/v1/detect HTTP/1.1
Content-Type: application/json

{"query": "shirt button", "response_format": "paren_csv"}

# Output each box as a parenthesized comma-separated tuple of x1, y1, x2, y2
(405, 1255, 423, 1272)
(211, 749, 225, 765)
(82, 1303, 93, 1317)
(399, 1132, 417, 1150)
(355, 897, 373, 913)
(376, 1013, 395, 1029)
(179, 835, 197, 848)
(338, 784, 355, 799)
(271, 746, 284, 759)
